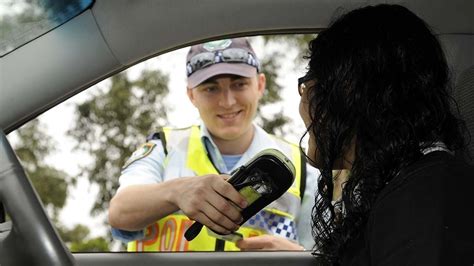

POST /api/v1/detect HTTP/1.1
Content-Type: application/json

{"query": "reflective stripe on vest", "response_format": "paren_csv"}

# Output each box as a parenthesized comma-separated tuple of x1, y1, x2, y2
(128, 125, 302, 251)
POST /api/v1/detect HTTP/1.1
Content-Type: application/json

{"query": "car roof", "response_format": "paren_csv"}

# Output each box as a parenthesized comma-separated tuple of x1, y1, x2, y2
(1, 0, 473, 133)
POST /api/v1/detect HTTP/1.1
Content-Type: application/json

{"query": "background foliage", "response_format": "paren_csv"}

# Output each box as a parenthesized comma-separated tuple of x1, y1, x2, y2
(68, 70, 170, 215)
(14, 120, 109, 251)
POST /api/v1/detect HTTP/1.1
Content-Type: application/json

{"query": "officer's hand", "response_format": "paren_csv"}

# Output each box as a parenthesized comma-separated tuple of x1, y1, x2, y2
(236, 235, 305, 251)
(174, 174, 247, 235)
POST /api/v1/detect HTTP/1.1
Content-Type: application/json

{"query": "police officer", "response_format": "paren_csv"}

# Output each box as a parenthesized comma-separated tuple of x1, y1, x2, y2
(109, 38, 318, 251)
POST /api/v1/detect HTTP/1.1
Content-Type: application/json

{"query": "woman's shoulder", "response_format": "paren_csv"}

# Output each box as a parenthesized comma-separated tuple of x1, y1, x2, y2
(366, 151, 474, 265)
(369, 150, 473, 237)
(377, 151, 472, 202)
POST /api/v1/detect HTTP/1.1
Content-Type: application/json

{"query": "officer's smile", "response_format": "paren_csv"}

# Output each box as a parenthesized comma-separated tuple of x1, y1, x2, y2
(217, 110, 243, 121)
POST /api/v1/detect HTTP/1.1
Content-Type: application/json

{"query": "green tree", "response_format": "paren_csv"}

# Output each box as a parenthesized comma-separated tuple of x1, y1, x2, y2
(12, 119, 110, 251)
(257, 54, 290, 136)
(68, 69, 170, 216)
(253, 34, 316, 136)
(57, 224, 109, 252)
(13, 119, 69, 219)
(262, 34, 316, 64)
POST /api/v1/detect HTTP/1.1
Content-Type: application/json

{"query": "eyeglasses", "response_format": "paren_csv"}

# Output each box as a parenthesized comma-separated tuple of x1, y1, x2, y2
(298, 75, 314, 96)
(186, 48, 261, 77)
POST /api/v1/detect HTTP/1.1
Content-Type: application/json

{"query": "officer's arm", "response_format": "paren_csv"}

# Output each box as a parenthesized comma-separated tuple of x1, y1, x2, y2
(109, 175, 247, 233)
(109, 178, 190, 231)
(108, 140, 247, 234)
(108, 140, 176, 231)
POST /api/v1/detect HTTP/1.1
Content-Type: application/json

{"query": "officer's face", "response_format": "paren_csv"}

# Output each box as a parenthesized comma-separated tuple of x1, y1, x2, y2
(187, 74, 265, 143)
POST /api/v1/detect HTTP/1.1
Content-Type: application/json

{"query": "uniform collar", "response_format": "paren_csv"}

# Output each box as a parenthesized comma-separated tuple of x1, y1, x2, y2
(198, 122, 281, 173)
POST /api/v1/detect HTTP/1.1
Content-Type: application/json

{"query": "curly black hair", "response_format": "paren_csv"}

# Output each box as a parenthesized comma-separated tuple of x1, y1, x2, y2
(301, 4, 467, 265)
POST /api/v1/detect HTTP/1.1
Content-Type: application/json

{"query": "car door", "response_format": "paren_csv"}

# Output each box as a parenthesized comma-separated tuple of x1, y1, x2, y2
(1, 0, 472, 265)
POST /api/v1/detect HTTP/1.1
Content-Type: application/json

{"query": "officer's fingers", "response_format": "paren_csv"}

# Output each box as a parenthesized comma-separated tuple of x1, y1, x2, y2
(206, 193, 243, 224)
(212, 177, 248, 209)
(193, 212, 231, 235)
(236, 236, 269, 250)
(237, 235, 305, 251)
(201, 201, 240, 232)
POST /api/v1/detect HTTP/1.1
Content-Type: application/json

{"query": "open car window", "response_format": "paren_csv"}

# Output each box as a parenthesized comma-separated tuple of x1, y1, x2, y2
(6, 34, 317, 252)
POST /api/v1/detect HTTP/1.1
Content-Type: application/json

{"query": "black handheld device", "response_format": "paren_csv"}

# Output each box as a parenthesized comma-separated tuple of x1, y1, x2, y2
(184, 148, 296, 242)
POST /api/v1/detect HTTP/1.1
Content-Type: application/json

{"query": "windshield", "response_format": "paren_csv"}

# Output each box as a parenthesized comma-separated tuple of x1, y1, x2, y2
(0, 0, 93, 56)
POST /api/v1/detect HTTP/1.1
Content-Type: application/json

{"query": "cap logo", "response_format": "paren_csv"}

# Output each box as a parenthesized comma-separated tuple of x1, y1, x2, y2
(202, 39, 232, 51)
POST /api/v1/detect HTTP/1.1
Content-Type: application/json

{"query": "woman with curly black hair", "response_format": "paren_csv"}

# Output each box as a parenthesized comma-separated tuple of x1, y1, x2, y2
(298, 4, 473, 265)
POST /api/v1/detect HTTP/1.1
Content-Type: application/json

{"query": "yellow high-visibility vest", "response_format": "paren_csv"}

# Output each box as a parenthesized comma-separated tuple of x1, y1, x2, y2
(128, 125, 303, 251)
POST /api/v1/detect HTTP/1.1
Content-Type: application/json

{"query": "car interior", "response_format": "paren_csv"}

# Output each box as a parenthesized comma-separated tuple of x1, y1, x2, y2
(0, 0, 472, 265)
